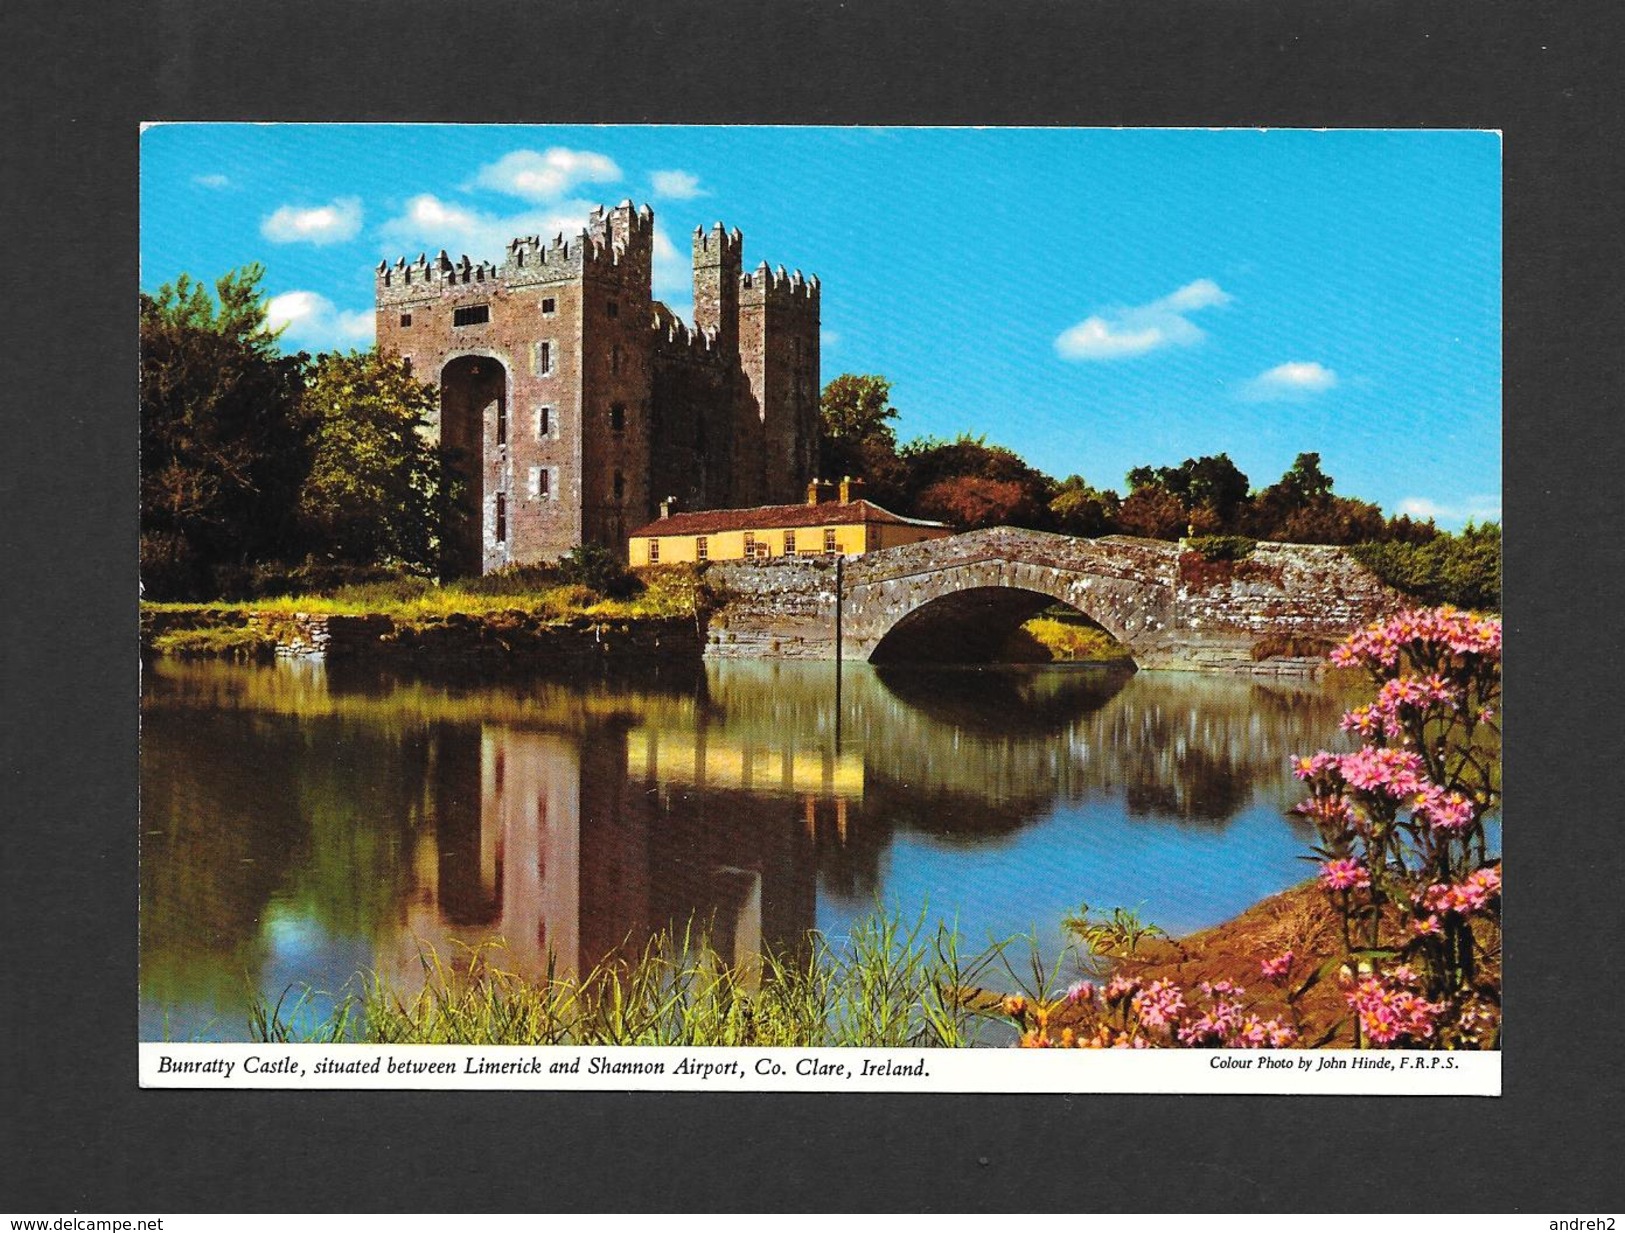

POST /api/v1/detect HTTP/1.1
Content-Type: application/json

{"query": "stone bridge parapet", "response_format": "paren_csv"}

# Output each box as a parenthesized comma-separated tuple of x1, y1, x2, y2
(704, 527, 1403, 673)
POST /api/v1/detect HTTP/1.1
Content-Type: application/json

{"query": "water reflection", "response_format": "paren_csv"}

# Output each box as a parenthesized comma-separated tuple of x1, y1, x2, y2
(139, 658, 1359, 1040)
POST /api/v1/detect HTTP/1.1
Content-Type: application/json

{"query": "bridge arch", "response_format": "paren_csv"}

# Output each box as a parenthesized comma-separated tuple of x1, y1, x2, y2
(841, 529, 1179, 667)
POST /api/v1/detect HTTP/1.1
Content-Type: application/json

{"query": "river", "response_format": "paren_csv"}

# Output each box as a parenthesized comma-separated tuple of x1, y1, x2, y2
(139, 656, 1364, 1040)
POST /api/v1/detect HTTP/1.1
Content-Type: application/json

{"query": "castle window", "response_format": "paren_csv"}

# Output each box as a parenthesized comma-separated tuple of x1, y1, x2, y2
(496, 403, 507, 446)
(611, 344, 622, 374)
(824, 528, 839, 554)
(696, 536, 709, 562)
(541, 297, 556, 315)
(609, 403, 627, 433)
(607, 300, 619, 318)
(528, 466, 555, 500)
(533, 341, 553, 376)
(400, 313, 412, 327)
(783, 530, 797, 556)
(648, 539, 660, 564)
(535, 406, 554, 440)
(495, 494, 508, 544)
(613, 471, 626, 503)
(453, 305, 490, 328)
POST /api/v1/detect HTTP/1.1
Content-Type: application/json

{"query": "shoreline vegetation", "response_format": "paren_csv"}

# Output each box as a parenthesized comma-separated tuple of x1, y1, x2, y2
(240, 876, 1498, 1050)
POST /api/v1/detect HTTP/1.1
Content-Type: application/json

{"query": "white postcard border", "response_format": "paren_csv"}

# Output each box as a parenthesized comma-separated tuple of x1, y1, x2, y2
(139, 1043, 1500, 1095)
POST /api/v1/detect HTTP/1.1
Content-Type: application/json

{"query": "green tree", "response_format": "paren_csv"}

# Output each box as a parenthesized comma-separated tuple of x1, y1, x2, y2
(818, 374, 908, 506)
(1126, 453, 1250, 530)
(296, 349, 442, 570)
(1050, 475, 1120, 537)
(140, 266, 313, 598)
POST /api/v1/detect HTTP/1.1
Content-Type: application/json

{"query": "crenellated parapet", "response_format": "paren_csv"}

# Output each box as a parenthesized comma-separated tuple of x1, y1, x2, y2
(739, 260, 820, 308)
(649, 301, 725, 364)
(377, 200, 656, 303)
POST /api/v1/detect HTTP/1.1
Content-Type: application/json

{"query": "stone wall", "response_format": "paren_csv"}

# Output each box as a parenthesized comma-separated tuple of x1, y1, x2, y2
(704, 528, 1404, 674)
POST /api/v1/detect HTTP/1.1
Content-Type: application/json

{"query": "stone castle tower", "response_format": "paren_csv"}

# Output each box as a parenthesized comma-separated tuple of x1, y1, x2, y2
(375, 201, 820, 575)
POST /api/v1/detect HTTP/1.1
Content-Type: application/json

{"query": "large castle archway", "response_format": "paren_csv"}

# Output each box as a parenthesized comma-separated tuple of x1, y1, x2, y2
(439, 355, 507, 577)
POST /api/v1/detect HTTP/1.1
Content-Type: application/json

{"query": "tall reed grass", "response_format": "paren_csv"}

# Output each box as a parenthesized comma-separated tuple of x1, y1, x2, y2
(249, 911, 1037, 1047)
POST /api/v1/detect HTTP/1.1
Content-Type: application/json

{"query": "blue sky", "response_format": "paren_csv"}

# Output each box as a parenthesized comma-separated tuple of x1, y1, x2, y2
(141, 125, 1501, 527)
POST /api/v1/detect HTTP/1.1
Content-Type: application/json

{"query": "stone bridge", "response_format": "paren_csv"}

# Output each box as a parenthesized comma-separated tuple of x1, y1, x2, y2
(703, 527, 1403, 673)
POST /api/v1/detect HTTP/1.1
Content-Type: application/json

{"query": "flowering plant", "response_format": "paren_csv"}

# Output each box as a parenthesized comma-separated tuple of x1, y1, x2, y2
(1006, 605, 1501, 1050)
(1294, 606, 1501, 1047)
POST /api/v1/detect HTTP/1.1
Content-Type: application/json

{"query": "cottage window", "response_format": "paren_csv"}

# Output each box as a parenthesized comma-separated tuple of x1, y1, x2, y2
(453, 305, 490, 328)
(648, 539, 660, 564)
(784, 530, 797, 556)
(696, 536, 709, 562)
(824, 528, 839, 554)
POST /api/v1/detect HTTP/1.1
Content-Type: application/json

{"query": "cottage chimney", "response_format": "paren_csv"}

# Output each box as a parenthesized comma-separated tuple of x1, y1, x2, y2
(659, 495, 677, 520)
(805, 478, 837, 505)
(839, 476, 865, 504)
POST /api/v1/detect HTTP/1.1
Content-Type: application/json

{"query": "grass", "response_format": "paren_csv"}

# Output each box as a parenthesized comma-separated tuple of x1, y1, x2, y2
(250, 910, 1024, 1047)
(143, 564, 711, 633)
(1019, 609, 1134, 663)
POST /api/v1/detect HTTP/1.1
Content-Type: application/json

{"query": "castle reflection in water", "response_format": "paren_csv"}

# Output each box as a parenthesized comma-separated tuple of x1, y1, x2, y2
(138, 658, 1356, 1040)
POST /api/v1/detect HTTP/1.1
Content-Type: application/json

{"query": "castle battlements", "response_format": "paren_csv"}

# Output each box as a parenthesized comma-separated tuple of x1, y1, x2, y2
(373, 200, 819, 573)
(740, 260, 820, 306)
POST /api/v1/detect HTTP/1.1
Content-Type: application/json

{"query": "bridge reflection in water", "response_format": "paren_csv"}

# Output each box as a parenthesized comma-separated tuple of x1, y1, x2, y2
(138, 658, 1357, 1040)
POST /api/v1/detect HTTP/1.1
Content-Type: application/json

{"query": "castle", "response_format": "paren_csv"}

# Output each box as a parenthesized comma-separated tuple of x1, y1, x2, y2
(375, 201, 821, 575)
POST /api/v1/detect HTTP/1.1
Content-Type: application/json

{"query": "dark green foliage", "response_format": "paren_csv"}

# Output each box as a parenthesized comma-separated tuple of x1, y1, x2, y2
(556, 544, 643, 599)
(1350, 523, 1501, 611)
(1127, 452, 1251, 526)
(140, 266, 313, 598)
(818, 374, 909, 506)
(1187, 534, 1257, 562)
(295, 350, 442, 571)
(1049, 475, 1121, 537)
(210, 561, 428, 602)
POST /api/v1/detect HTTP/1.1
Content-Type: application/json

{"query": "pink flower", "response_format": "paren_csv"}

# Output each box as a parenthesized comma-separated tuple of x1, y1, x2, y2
(1423, 866, 1501, 916)
(1320, 858, 1372, 892)
(1412, 785, 1477, 832)
(1260, 951, 1294, 983)
(1065, 980, 1095, 1005)
(1340, 747, 1426, 797)
(1103, 975, 1140, 1005)
(1345, 974, 1446, 1046)
(1233, 1015, 1299, 1049)
(1131, 979, 1187, 1031)
(1291, 751, 1343, 781)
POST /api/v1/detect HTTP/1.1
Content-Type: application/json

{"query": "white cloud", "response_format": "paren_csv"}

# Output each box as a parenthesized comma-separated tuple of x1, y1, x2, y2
(473, 148, 621, 201)
(1241, 360, 1339, 401)
(1055, 279, 1231, 361)
(651, 225, 691, 303)
(378, 194, 599, 265)
(193, 173, 231, 189)
(1397, 495, 1502, 526)
(261, 197, 363, 246)
(266, 290, 374, 351)
(821, 329, 841, 349)
(651, 169, 706, 200)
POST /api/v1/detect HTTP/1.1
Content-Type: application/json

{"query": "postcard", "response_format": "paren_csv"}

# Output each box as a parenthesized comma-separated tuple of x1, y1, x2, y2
(138, 124, 1501, 1093)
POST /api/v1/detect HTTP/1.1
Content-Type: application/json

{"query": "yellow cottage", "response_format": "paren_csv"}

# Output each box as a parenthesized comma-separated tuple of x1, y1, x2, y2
(627, 479, 953, 566)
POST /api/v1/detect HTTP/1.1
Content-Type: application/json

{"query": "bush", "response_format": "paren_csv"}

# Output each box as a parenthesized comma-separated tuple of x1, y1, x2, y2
(1186, 534, 1256, 562)
(555, 544, 642, 600)
(1350, 523, 1500, 612)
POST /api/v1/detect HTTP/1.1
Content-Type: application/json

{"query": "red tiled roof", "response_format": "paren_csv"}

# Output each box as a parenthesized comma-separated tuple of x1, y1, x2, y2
(629, 499, 949, 538)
